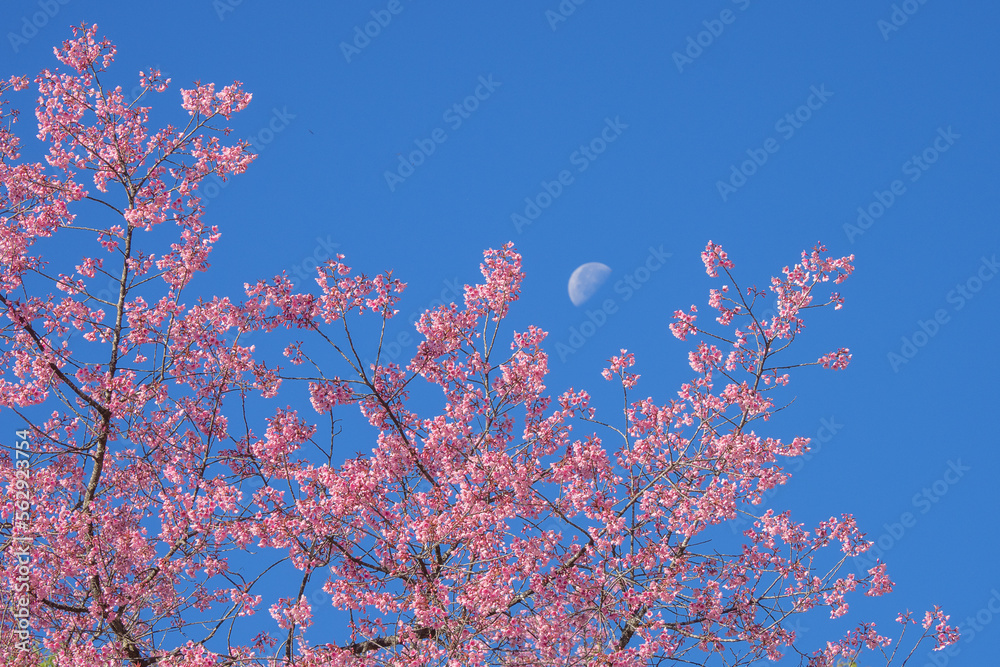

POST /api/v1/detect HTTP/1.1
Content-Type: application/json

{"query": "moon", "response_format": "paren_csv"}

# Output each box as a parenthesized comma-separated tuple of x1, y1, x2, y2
(568, 262, 612, 306)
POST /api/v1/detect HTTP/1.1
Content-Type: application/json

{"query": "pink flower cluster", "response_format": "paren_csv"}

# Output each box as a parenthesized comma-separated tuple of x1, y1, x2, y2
(0, 27, 956, 667)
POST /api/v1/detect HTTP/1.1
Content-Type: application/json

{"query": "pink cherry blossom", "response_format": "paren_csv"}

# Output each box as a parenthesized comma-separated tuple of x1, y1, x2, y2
(0, 27, 957, 667)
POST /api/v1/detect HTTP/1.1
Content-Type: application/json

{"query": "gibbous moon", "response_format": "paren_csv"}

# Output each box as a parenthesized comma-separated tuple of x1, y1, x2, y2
(568, 262, 612, 306)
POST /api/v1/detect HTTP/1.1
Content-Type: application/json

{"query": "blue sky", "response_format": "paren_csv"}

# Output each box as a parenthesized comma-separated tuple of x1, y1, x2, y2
(3, 0, 999, 663)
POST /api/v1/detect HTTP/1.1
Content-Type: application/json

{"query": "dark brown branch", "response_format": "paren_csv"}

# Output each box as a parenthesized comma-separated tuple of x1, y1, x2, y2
(347, 626, 440, 655)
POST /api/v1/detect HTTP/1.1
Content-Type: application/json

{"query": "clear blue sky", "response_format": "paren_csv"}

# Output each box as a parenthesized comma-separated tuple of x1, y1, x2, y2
(3, 0, 998, 663)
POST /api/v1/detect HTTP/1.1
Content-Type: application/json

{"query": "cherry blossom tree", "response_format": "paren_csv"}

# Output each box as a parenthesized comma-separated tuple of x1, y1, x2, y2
(0, 25, 958, 667)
